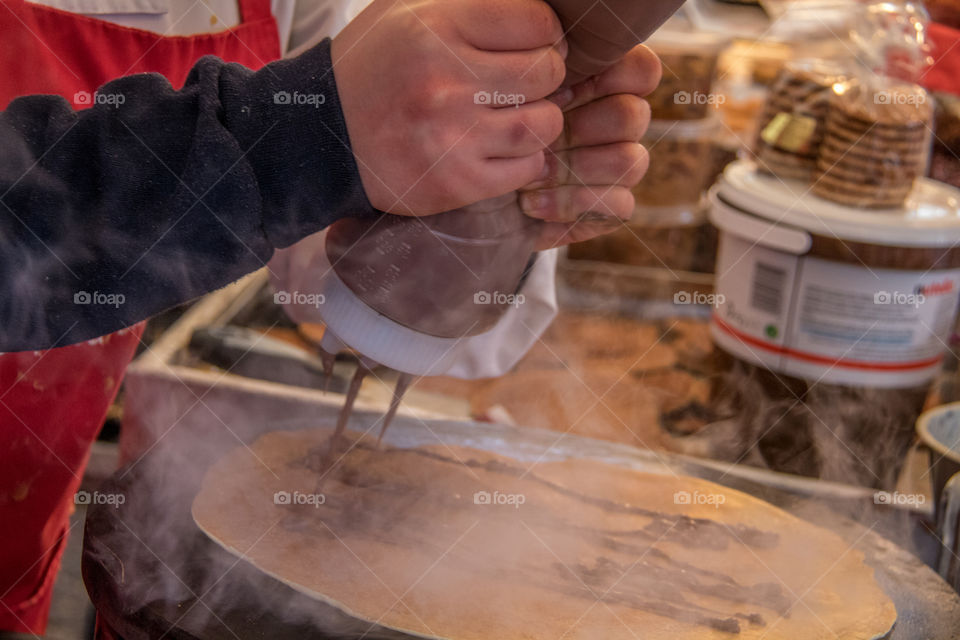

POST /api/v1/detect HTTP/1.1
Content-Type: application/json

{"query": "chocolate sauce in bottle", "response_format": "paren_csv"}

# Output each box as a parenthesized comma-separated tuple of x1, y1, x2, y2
(319, 1, 686, 454)
(554, 0, 688, 85)
(325, 0, 687, 340)
(325, 193, 534, 338)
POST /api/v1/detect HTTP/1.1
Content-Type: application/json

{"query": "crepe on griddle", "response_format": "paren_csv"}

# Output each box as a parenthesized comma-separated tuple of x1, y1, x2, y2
(192, 430, 896, 639)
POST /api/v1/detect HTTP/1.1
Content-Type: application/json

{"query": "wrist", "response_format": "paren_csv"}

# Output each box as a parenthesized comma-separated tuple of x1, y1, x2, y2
(226, 39, 375, 249)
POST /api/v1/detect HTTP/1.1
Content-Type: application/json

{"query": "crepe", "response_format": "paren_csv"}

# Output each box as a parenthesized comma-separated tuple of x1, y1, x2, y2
(192, 430, 896, 639)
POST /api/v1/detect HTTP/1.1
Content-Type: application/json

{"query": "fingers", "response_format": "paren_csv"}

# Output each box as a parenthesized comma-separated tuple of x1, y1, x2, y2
(385, 151, 547, 215)
(563, 45, 662, 112)
(520, 185, 635, 223)
(479, 99, 564, 158)
(480, 152, 549, 197)
(553, 94, 650, 150)
(333, 0, 571, 215)
(515, 44, 656, 234)
(472, 46, 566, 103)
(455, 0, 563, 52)
(534, 218, 625, 251)
(526, 142, 649, 189)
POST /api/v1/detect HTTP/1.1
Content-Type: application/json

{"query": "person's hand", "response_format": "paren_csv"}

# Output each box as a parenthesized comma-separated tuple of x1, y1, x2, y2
(333, 0, 568, 216)
(519, 45, 662, 250)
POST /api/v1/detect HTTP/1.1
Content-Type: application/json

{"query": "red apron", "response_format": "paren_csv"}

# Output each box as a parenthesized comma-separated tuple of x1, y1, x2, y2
(0, 0, 280, 632)
(921, 22, 960, 97)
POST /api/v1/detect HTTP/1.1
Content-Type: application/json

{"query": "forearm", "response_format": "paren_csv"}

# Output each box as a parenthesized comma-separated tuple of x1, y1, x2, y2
(0, 38, 373, 352)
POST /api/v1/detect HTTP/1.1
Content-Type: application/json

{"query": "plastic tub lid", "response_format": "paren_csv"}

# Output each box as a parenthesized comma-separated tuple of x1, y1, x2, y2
(713, 159, 960, 248)
(632, 198, 709, 227)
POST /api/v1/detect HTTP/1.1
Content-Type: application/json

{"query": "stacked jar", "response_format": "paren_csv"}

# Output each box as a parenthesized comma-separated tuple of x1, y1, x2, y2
(567, 29, 730, 273)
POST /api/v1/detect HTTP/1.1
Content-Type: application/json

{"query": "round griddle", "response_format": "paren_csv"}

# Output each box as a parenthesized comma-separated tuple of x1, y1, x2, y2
(83, 458, 346, 640)
(83, 415, 960, 639)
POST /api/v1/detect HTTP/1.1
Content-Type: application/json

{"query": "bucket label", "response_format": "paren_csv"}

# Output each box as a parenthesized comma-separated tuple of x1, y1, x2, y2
(711, 233, 960, 388)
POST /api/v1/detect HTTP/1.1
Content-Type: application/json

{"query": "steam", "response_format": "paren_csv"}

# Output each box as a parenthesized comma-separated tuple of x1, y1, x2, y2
(92, 388, 418, 637)
(682, 356, 925, 490)
(90, 291, 909, 635)
(98, 350, 792, 638)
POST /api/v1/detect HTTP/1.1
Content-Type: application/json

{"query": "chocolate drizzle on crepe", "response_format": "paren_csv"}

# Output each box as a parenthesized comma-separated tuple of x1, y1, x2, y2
(288, 440, 790, 634)
(329, 442, 780, 550)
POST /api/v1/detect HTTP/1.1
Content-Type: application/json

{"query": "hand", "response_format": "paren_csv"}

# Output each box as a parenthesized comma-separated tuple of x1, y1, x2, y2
(519, 45, 662, 250)
(333, 0, 567, 216)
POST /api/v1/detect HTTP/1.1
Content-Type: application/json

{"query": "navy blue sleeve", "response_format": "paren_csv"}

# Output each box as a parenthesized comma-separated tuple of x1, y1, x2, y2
(0, 38, 374, 352)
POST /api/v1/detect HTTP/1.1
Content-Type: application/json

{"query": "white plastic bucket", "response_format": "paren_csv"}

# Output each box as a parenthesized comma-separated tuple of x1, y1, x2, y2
(709, 160, 960, 388)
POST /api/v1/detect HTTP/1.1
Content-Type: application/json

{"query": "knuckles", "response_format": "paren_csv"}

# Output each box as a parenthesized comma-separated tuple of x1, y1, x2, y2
(498, 48, 565, 100)
(402, 70, 469, 124)
(408, 4, 453, 40)
(499, 0, 564, 47)
(504, 102, 563, 149)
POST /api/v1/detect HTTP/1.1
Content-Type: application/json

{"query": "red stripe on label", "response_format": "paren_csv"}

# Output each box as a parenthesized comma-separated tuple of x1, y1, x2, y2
(712, 314, 943, 372)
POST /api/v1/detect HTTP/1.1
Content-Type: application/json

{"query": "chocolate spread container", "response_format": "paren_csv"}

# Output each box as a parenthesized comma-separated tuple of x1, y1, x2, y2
(706, 159, 960, 488)
(710, 159, 960, 389)
(323, 0, 687, 350)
